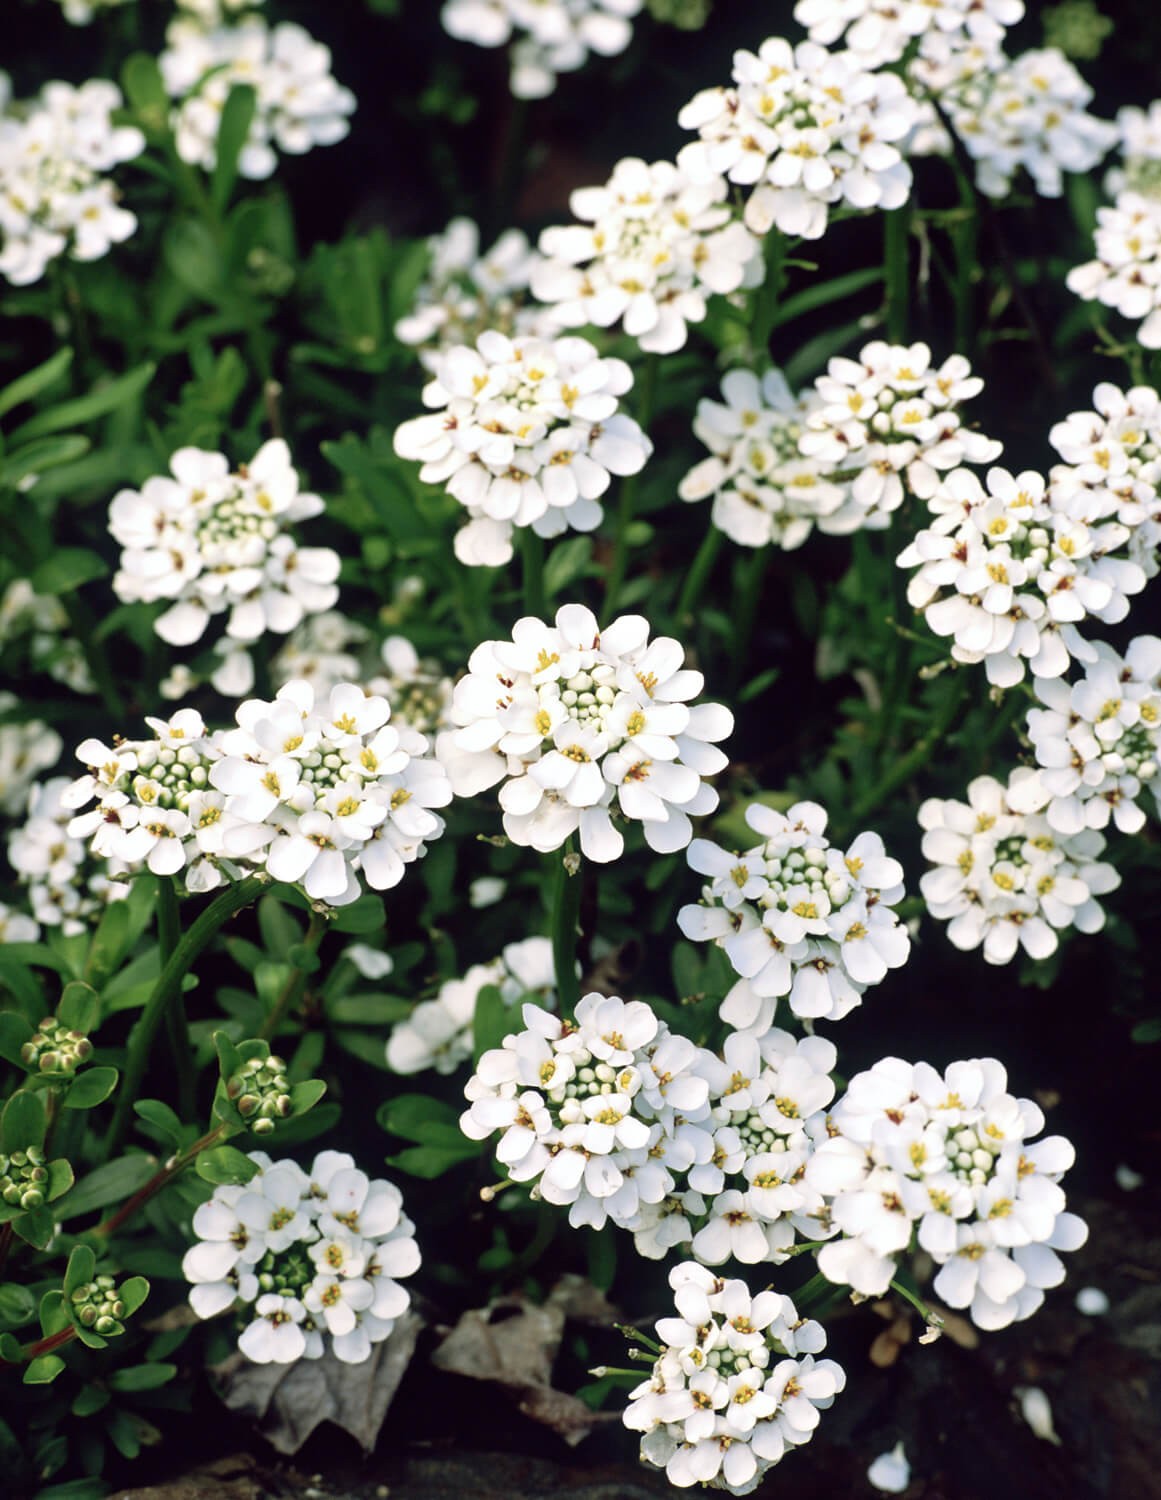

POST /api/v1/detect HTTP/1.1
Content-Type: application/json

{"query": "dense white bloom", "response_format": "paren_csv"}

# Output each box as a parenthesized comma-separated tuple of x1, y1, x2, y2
(7, 777, 129, 935)
(441, 0, 644, 100)
(806, 1055, 1087, 1328)
(1048, 383, 1161, 578)
(437, 604, 732, 861)
(387, 937, 557, 1075)
(1025, 636, 1161, 836)
(271, 612, 368, 698)
(678, 799, 909, 1029)
(1067, 191, 1161, 350)
(367, 636, 456, 740)
(678, 369, 847, 548)
(160, 18, 354, 178)
(798, 341, 1002, 531)
(395, 218, 551, 370)
(918, 769, 1119, 963)
(0, 693, 63, 816)
(185, 1150, 419, 1365)
(531, 157, 760, 355)
(795, 0, 1022, 69)
(109, 439, 340, 651)
(1107, 101, 1161, 199)
(0, 901, 39, 944)
(176, 0, 265, 24)
(625, 1264, 845, 1493)
(677, 38, 919, 240)
(899, 465, 1146, 687)
(394, 331, 652, 566)
(0, 76, 143, 285)
(937, 48, 1116, 200)
(0, 580, 91, 693)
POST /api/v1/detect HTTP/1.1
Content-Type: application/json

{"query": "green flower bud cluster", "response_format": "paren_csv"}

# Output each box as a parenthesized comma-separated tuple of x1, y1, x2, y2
(70, 1274, 128, 1337)
(255, 1247, 312, 1299)
(1042, 0, 1113, 61)
(227, 1054, 293, 1135)
(20, 1015, 94, 1076)
(132, 743, 213, 814)
(0, 1147, 48, 1210)
(392, 677, 448, 736)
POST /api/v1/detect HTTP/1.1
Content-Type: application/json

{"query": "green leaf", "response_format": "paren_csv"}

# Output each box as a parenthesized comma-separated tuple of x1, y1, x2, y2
(771, 266, 884, 328)
(71, 1384, 112, 1417)
(286, 1078, 326, 1118)
(257, 894, 301, 954)
(472, 984, 509, 1063)
(133, 1099, 184, 1147)
(64, 1245, 96, 1298)
(108, 1361, 177, 1393)
(46, 1159, 74, 1202)
(195, 1146, 259, 1186)
(213, 1030, 243, 1081)
(1, 1090, 47, 1152)
(118, 1276, 149, 1317)
(55, 1155, 157, 1221)
(0, 1012, 34, 1067)
(0, 1332, 21, 1362)
(0, 348, 73, 420)
(62, 1066, 119, 1111)
(325, 992, 411, 1025)
(329, 893, 386, 934)
(24, 1354, 66, 1385)
(377, 1093, 464, 1142)
(211, 84, 257, 214)
(57, 981, 100, 1034)
(0, 952, 43, 1011)
(0, 1282, 36, 1329)
(13, 1206, 54, 1249)
(0, 435, 91, 489)
(39, 1290, 70, 1339)
(121, 52, 169, 123)
(8, 363, 156, 443)
(386, 1142, 482, 1178)
(29, 549, 109, 597)
(1131, 1017, 1161, 1044)
(543, 536, 594, 598)
(586, 1226, 617, 1292)
(164, 218, 223, 301)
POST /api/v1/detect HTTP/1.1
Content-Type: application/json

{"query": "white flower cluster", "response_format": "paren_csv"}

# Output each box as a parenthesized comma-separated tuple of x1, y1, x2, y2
(270, 611, 368, 699)
(676, 38, 918, 241)
(936, 48, 1116, 200)
(1049, 383, 1161, 579)
(631, 1029, 838, 1267)
(1067, 192, 1161, 350)
(437, 604, 732, 861)
(441, 0, 643, 100)
(0, 580, 91, 694)
(62, 682, 452, 905)
(625, 1264, 845, 1494)
(678, 800, 909, 1032)
(0, 75, 143, 286)
(0, 902, 38, 945)
(461, 992, 710, 1229)
(8, 777, 129, 936)
(806, 1056, 1088, 1330)
(797, 340, 1002, 532)
(367, 636, 456, 742)
(678, 369, 847, 550)
(183, 1150, 419, 1366)
(0, 693, 63, 817)
(386, 936, 555, 1075)
(530, 157, 760, 355)
(394, 332, 651, 567)
(159, 18, 354, 179)
(793, 0, 1023, 70)
(1026, 636, 1161, 836)
(109, 439, 341, 656)
(1107, 101, 1161, 199)
(395, 218, 550, 371)
(898, 465, 1147, 687)
(918, 769, 1119, 963)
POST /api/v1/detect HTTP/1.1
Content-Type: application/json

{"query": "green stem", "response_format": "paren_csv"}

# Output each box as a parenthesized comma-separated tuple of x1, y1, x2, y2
(675, 527, 724, 626)
(604, 352, 660, 612)
(105, 876, 267, 1156)
(551, 839, 582, 1012)
(93, 1122, 228, 1239)
(728, 547, 768, 692)
(851, 675, 968, 822)
(520, 527, 546, 619)
(751, 230, 786, 365)
(157, 878, 195, 1120)
(884, 205, 910, 344)
(890, 1275, 942, 1329)
(13, 1324, 77, 1365)
(259, 910, 327, 1041)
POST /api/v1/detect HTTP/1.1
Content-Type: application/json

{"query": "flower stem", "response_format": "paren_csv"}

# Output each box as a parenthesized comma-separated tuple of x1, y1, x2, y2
(93, 1122, 228, 1239)
(675, 527, 724, 626)
(604, 352, 660, 612)
(851, 674, 968, 823)
(551, 840, 582, 1012)
(105, 876, 267, 1156)
(259, 909, 328, 1041)
(158, 878, 195, 1123)
(728, 546, 768, 691)
(520, 527, 546, 620)
(13, 1323, 77, 1364)
(884, 205, 910, 344)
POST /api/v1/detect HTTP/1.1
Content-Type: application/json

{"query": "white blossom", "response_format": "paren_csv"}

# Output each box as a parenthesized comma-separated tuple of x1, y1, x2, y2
(794, 0, 1022, 70)
(0, 693, 63, 817)
(867, 1441, 911, 1493)
(437, 604, 732, 861)
(1068, 191, 1161, 351)
(1107, 100, 1161, 199)
(7, 777, 129, 935)
(440, 0, 644, 100)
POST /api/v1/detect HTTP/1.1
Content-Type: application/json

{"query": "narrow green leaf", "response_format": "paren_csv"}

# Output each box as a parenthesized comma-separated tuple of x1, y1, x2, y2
(0, 435, 90, 489)
(9, 363, 156, 443)
(55, 1155, 157, 1220)
(108, 1361, 177, 1393)
(211, 84, 257, 214)
(30, 548, 109, 597)
(57, 981, 100, 1034)
(64, 1245, 96, 1298)
(0, 348, 73, 420)
(472, 984, 509, 1063)
(133, 1099, 184, 1147)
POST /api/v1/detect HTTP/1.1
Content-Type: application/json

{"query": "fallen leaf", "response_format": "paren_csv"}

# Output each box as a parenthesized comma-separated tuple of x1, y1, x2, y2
(211, 1309, 423, 1455)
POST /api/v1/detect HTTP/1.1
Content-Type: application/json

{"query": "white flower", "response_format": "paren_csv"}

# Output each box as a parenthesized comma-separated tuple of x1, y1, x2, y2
(677, 38, 919, 241)
(678, 799, 909, 1028)
(439, 605, 732, 862)
(795, 0, 1023, 69)
(1068, 191, 1161, 351)
(0, 901, 39, 944)
(918, 769, 1119, 963)
(867, 1441, 911, 1493)
(271, 611, 367, 699)
(366, 636, 455, 741)
(1025, 636, 1161, 835)
(678, 368, 847, 549)
(1107, 100, 1161, 199)
(160, 18, 354, 179)
(109, 439, 340, 654)
(395, 217, 552, 370)
(394, 331, 652, 566)
(441, 0, 644, 100)
(0, 696, 64, 819)
(531, 156, 760, 355)
(0, 77, 143, 285)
